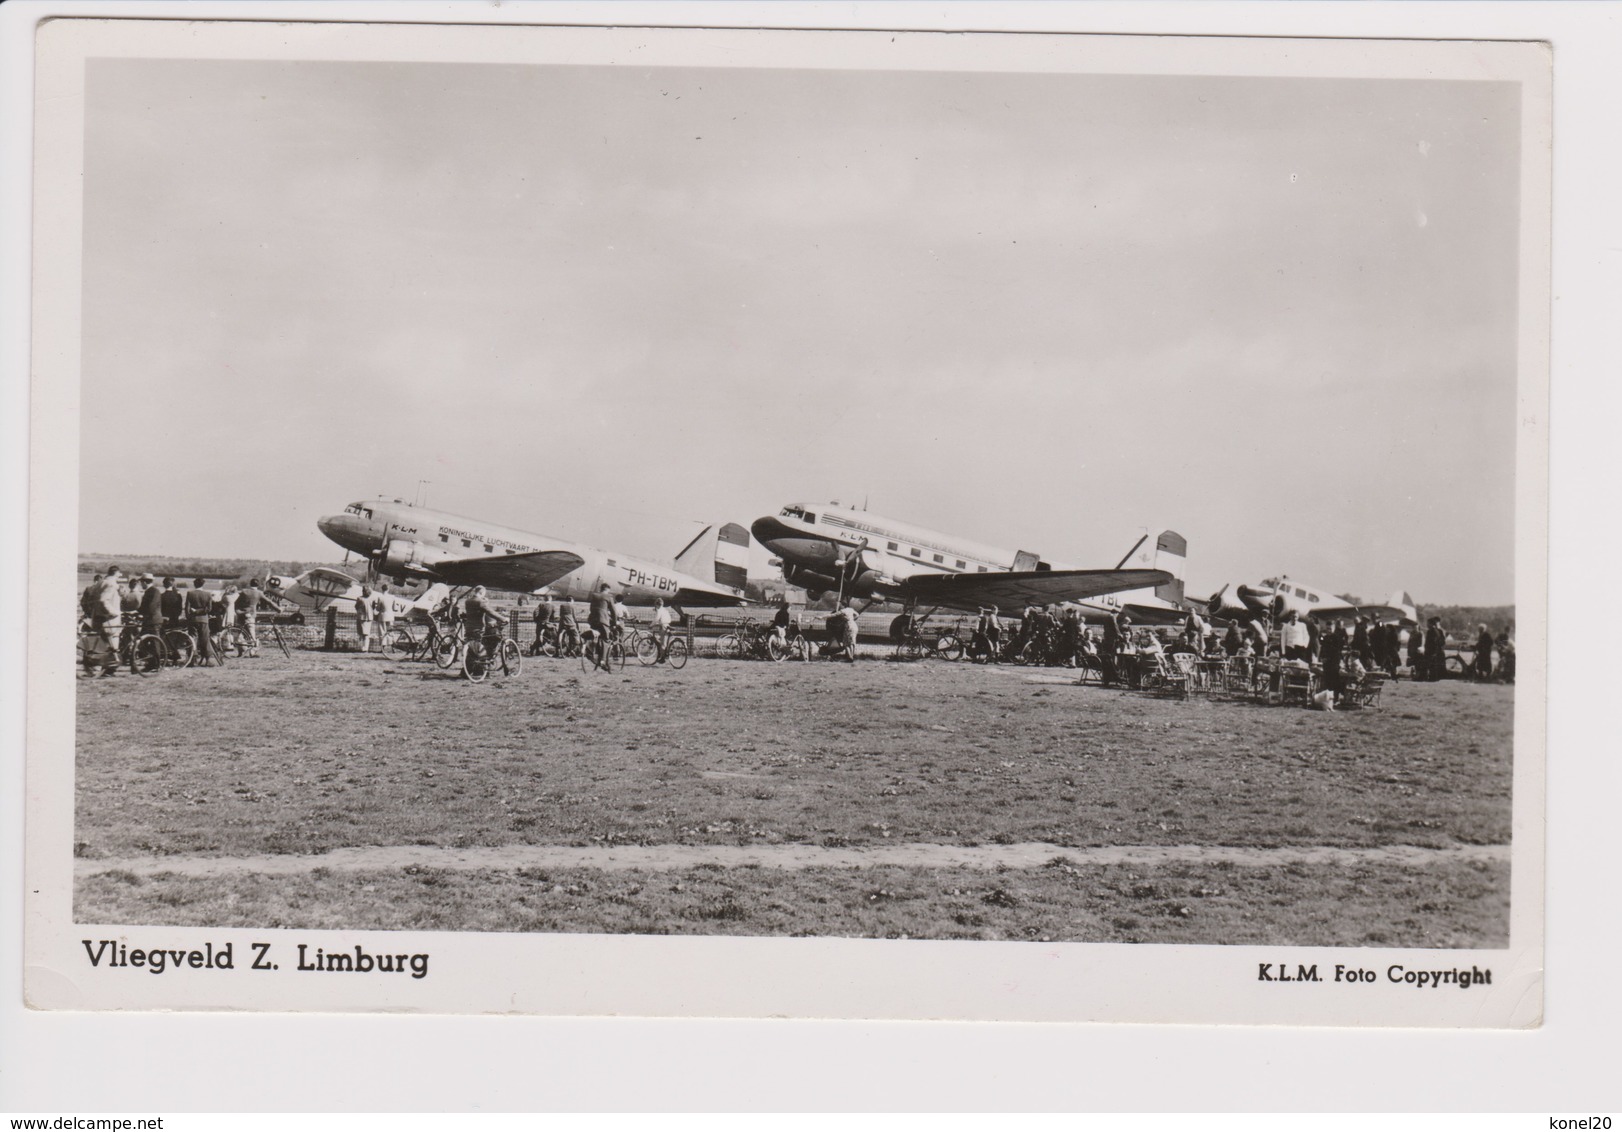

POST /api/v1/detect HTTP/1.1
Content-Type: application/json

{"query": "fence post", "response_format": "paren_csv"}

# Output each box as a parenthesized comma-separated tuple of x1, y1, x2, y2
(324, 606, 338, 651)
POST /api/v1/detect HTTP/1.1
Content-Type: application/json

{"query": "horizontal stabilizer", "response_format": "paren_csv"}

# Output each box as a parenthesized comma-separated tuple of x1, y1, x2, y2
(427, 550, 586, 594)
(672, 585, 751, 609)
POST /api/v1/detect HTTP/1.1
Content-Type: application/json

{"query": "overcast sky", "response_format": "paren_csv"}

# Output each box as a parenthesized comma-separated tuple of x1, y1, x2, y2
(79, 59, 1522, 604)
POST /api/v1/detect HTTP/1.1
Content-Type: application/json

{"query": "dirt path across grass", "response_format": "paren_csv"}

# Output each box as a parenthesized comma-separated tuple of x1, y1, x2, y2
(77, 841, 1510, 878)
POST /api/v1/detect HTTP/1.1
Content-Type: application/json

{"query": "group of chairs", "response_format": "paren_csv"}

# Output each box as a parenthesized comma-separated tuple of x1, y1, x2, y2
(1075, 649, 1386, 708)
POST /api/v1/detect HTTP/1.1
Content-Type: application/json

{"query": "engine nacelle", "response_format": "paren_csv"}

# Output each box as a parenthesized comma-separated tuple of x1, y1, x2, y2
(849, 569, 882, 595)
(783, 563, 841, 594)
(1236, 585, 1287, 619)
(378, 538, 433, 577)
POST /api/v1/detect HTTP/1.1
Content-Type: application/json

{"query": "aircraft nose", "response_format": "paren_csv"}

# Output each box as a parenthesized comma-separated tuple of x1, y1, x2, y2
(751, 517, 836, 566)
(318, 513, 367, 551)
(750, 516, 791, 550)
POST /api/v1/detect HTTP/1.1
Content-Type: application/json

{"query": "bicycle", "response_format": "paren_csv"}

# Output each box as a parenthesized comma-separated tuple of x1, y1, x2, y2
(633, 630, 690, 669)
(382, 618, 453, 663)
(162, 623, 228, 667)
(462, 631, 523, 683)
(79, 621, 165, 677)
(217, 625, 256, 658)
(891, 618, 963, 662)
(716, 619, 784, 661)
(580, 628, 627, 673)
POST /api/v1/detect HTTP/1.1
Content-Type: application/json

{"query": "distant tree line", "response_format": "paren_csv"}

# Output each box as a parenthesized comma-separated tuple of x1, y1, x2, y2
(1416, 605, 1516, 639)
(77, 554, 351, 579)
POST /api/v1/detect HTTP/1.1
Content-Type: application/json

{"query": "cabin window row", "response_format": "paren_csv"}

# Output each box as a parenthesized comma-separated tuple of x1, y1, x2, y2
(887, 540, 981, 571)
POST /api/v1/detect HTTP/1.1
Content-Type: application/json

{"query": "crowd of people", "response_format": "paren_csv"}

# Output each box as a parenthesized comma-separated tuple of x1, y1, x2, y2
(84, 564, 1515, 696)
(77, 566, 275, 676)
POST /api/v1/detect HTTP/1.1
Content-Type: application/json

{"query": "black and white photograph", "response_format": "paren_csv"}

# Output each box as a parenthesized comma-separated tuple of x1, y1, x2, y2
(23, 17, 1548, 1027)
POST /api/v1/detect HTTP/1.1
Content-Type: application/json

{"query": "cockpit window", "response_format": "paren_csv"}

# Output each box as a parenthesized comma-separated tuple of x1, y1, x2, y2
(780, 506, 815, 523)
(344, 504, 363, 516)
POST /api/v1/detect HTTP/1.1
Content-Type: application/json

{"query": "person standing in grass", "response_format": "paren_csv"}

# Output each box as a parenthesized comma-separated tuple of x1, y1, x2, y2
(1320, 618, 1346, 704)
(375, 583, 396, 653)
(139, 572, 166, 641)
(1424, 617, 1448, 682)
(1281, 611, 1310, 662)
(158, 576, 184, 635)
(87, 566, 124, 676)
(238, 578, 264, 658)
(185, 576, 214, 664)
(1475, 623, 1496, 680)
(531, 593, 554, 654)
(587, 583, 618, 671)
(355, 584, 373, 652)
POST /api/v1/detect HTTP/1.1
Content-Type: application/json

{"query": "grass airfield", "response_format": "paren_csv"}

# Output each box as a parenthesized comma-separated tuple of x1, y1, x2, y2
(73, 645, 1513, 946)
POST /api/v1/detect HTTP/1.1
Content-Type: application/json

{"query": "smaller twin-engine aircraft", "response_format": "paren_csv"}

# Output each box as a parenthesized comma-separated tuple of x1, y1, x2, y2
(1206, 576, 1418, 625)
(257, 568, 451, 622)
(750, 501, 1177, 616)
(316, 498, 750, 608)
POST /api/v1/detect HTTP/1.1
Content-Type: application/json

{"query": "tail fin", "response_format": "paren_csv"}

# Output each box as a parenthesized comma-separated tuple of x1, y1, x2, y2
(1120, 530, 1188, 606)
(1152, 531, 1187, 606)
(675, 522, 752, 593)
(1388, 589, 1418, 624)
(412, 582, 451, 612)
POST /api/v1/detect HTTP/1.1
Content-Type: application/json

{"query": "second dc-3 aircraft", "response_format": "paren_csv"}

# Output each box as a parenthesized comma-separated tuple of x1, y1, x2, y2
(316, 498, 751, 608)
(750, 501, 1180, 617)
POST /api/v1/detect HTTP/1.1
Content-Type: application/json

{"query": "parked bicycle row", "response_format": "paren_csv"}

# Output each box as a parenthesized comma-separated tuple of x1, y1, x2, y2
(76, 567, 289, 677)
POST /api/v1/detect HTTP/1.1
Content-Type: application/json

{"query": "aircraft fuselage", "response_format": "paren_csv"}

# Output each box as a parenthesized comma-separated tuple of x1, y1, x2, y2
(317, 499, 738, 605)
(751, 501, 1180, 617)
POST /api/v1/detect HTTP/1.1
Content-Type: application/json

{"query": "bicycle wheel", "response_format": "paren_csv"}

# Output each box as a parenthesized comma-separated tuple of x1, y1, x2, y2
(499, 638, 522, 677)
(934, 634, 964, 662)
(77, 632, 98, 675)
(714, 633, 740, 660)
(767, 635, 788, 662)
(434, 635, 461, 669)
(207, 633, 230, 665)
(666, 637, 689, 670)
(224, 628, 250, 658)
(132, 634, 166, 676)
(610, 640, 626, 670)
(580, 638, 599, 673)
(161, 630, 195, 669)
(382, 627, 414, 660)
(463, 643, 489, 683)
(635, 633, 661, 666)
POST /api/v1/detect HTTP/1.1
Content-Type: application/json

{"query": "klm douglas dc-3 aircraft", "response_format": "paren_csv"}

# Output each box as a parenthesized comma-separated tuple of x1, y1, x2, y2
(317, 498, 750, 608)
(751, 501, 1183, 618)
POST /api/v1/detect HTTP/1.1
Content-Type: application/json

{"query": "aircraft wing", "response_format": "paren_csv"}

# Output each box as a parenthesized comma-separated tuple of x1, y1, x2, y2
(1309, 601, 1411, 624)
(894, 568, 1173, 613)
(423, 551, 586, 593)
(1120, 601, 1194, 626)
